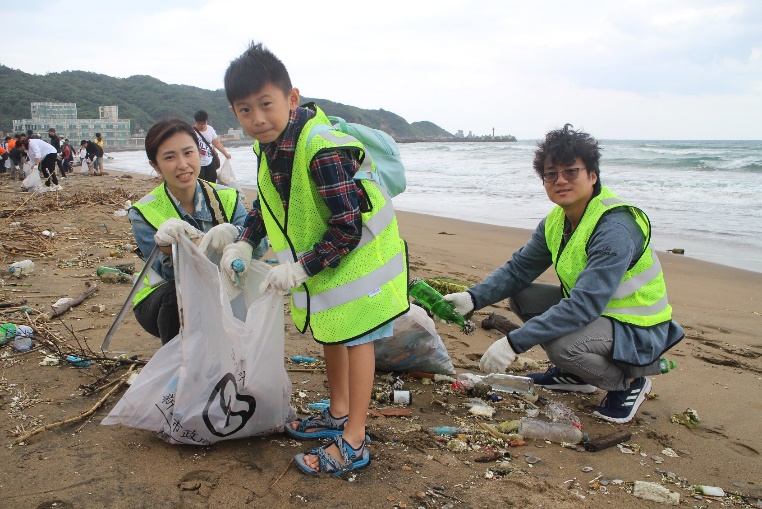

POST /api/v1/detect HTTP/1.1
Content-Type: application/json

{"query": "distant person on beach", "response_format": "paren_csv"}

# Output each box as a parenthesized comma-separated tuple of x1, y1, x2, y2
(443, 124, 684, 424)
(93, 133, 105, 172)
(220, 43, 409, 475)
(18, 137, 62, 191)
(127, 118, 263, 345)
(48, 128, 65, 177)
(6, 136, 23, 180)
(80, 139, 104, 175)
(61, 140, 72, 176)
(193, 109, 231, 183)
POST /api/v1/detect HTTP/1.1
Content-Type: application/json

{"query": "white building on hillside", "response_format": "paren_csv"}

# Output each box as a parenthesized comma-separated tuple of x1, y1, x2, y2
(13, 102, 131, 148)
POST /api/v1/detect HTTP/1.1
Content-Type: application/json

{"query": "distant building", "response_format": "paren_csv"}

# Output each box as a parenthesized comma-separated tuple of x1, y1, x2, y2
(225, 128, 245, 139)
(13, 102, 131, 148)
(455, 130, 465, 138)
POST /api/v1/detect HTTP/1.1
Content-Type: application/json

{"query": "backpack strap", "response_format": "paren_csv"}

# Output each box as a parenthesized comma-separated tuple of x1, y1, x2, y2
(306, 122, 379, 185)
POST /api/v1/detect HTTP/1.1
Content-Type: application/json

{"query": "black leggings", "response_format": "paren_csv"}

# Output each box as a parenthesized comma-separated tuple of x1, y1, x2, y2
(39, 153, 59, 186)
(199, 163, 217, 183)
(133, 281, 180, 345)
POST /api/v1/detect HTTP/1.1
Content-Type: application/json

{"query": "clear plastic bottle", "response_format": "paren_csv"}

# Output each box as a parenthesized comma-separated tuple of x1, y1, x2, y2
(8, 260, 34, 277)
(481, 373, 536, 395)
(660, 359, 677, 373)
(518, 417, 585, 444)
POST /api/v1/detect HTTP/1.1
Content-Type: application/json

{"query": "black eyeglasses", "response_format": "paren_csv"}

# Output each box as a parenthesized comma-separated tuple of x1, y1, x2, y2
(542, 168, 585, 183)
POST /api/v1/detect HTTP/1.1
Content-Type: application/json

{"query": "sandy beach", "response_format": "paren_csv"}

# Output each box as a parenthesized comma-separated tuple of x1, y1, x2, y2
(1, 169, 760, 509)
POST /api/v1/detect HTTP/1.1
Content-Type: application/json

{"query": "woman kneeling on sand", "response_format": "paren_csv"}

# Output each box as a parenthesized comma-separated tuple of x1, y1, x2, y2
(127, 119, 265, 345)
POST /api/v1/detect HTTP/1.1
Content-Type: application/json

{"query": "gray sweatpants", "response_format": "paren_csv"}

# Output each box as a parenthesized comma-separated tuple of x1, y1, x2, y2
(509, 283, 661, 391)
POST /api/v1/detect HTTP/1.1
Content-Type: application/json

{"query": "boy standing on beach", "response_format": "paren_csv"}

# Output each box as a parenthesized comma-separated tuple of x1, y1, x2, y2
(220, 43, 409, 474)
(444, 124, 684, 424)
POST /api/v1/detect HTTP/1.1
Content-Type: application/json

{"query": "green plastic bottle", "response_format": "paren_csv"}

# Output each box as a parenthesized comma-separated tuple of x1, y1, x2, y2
(659, 358, 677, 373)
(1, 323, 16, 344)
(96, 266, 128, 277)
(408, 278, 475, 334)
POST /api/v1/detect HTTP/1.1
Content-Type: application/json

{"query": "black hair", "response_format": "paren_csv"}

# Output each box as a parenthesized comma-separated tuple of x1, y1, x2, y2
(95, 133, 102, 137)
(193, 110, 208, 123)
(224, 42, 293, 105)
(80, 140, 87, 146)
(144, 119, 199, 164)
(533, 123, 601, 191)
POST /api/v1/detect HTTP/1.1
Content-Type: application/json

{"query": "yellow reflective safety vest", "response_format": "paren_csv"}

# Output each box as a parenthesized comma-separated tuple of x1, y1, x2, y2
(255, 106, 409, 344)
(130, 181, 238, 307)
(544, 186, 672, 327)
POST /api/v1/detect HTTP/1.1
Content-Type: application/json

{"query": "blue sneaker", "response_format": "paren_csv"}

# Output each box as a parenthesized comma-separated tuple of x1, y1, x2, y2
(527, 366, 598, 393)
(593, 377, 652, 424)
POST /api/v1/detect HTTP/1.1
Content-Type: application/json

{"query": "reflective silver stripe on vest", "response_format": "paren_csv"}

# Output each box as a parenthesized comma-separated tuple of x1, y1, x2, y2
(603, 293, 669, 316)
(136, 194, 157, 205)
(316, 130, 359, 146)
(291, 252, 405, 313)
(274, 198, 396, 264)
(600, 197, 626, 206)
(611, 247, 662, 299)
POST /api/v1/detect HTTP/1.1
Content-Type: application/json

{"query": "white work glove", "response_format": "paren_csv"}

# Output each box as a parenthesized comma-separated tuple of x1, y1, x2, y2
(479, 336, 517, 373)
(220, 241, 254, 288)
(259, 262, 309, 294)
(198, 223, 239, 253)
(154, 218, 204, 247)
(443, 292, 475, 315)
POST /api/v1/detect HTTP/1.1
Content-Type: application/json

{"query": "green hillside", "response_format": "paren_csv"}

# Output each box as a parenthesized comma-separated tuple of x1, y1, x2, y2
(0, 65, 451, 139)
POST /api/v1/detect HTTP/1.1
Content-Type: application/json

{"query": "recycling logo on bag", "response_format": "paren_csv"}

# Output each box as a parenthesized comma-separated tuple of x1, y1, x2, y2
(203, 373, 256, 437)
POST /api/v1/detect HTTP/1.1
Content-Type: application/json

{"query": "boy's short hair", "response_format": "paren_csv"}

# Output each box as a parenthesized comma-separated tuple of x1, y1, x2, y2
(533, 124, 601, 191)
(80, 140, 87, 146)
(95, 133, 102, 137)
(193, 110, 208, 123)
(224, 42, 293, 104)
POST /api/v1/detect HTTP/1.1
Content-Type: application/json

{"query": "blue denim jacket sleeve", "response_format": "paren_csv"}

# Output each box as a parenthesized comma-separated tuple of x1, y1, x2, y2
(128, 207, 174, 280)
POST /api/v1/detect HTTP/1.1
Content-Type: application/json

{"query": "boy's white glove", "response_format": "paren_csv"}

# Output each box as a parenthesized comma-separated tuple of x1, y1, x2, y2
(479, 336, 517, 373)
(198, 223, 239, 253)
(259, 262, 309, 294)
(443, 292, 475, 315)
(154, 218, 203, 247)
(220, 241, 254, 288)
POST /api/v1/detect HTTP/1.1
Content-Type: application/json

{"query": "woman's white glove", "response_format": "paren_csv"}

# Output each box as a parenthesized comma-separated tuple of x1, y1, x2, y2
(198, 223, 239, 253)
(443, 292, 475, 315)
(259, 262, 309, 294)
(154, 218, 203, 247)
(220, 241, 254, 289)
(479, 336, 517, 373)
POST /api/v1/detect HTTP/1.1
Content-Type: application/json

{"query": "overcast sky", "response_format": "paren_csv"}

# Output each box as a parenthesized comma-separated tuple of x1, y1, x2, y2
(5, 0, 761, 139)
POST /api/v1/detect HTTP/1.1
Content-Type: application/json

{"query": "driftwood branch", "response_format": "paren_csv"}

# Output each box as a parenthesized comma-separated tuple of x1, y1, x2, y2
(39, 283, 98, 321)
(14, 364, 135, 444)
(480, 312, 521, 335)
(0, 299, 27, 309)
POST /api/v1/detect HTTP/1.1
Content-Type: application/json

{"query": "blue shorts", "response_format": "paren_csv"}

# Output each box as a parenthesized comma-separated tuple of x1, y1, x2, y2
(342, 321, 394, 347)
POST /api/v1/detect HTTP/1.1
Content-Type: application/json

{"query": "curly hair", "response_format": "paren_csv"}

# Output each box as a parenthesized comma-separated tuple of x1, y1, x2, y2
(533, 124, 601, 190)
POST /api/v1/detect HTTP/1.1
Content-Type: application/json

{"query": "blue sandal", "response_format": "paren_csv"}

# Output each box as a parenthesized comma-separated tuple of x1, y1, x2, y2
(294, 435, 370, 476)
(284, 408, 347, 440)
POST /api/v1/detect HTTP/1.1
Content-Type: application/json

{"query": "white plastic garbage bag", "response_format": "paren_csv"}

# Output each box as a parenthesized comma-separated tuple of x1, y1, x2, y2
(217, 159, 246, 198)
(21, 168, 42, 192)
(374, 304, 456, 375)
(102, 235, 295, 444)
